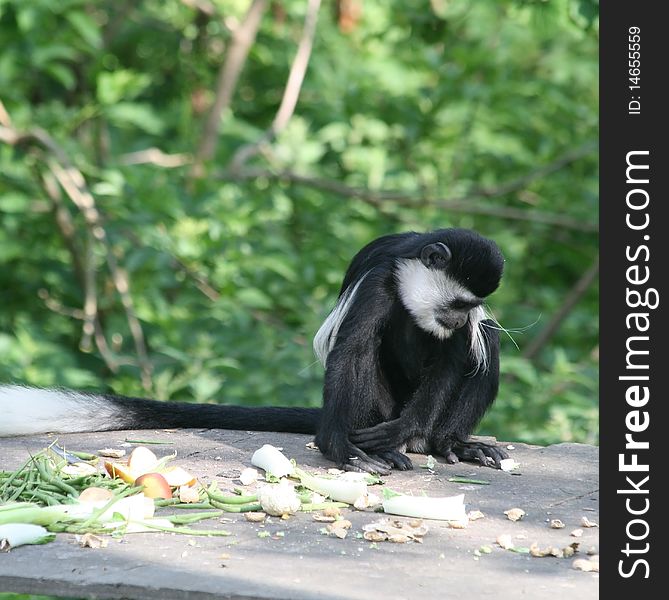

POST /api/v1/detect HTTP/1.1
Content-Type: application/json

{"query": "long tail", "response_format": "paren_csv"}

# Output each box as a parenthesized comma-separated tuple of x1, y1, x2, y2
(0, 385, 321, 437)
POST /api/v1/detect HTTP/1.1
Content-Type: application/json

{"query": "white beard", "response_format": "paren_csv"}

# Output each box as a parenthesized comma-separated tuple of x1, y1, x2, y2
(395, 258, 490, 372)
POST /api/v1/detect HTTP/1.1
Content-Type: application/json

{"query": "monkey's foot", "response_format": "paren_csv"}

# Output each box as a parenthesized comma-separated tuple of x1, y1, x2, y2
(442, 440, 508, 469)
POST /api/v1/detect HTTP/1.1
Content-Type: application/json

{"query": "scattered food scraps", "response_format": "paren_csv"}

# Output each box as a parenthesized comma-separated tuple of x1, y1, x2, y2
(549, 519, 565, 529)
(382, 491, 467, 522)
(0, 524, 55, 550)
(252, 445, 295, 479)
(353, 492, 381, 510)
(499, 458, 520, 472)
(496, 534, 514, 550)
(257, 481, 301, 517)
(573, 557, 599, 572)
(467, 510, 485, 521)
(421, 455, 437, 470)
(326, 519, 352, 539)
(97, 448, 126, 459)
(362, 518, 428, 543)
(581, 516, 599, 528)
(78, 533, 108, 549)
(239, 468, 259, 486)
(504, 508, 526, 522)
(313, 513, 337, 523)
(322, 505, 341, 518)
(245, 512, 267, 523)
(570, 528, 584, 538)
(178, 485, 201, 504)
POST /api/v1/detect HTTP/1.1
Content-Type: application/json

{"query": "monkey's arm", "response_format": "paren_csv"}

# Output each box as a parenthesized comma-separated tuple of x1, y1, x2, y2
(315, 272, 400, 474)
(351, 321, 508, 468)
(430, 328, 508, 467)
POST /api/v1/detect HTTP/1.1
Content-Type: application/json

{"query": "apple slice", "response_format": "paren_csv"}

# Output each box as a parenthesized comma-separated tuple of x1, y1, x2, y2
(79, 487, 114, 504)
(104, 461, 137, 484)
(127, 446, 159, 474)
(135, 473, 172, 499)
(162, 466, 196, 487)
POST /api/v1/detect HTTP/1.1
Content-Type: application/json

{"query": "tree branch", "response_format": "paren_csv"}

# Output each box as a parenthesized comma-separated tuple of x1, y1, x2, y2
(191, 0, 268, 177)
(1, 121, 153, 389)
(229, 0, 321, 172)
(522, 256, 599, 360)
(41, 169, 119, 372)
(218, 141, 598, 232)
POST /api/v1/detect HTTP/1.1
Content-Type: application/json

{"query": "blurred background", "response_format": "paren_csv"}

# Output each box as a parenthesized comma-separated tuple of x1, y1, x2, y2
(0, 0, 598, 446)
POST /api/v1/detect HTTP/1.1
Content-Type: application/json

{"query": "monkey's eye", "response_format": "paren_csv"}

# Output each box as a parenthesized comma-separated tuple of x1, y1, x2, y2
(420, 242, 452, 270)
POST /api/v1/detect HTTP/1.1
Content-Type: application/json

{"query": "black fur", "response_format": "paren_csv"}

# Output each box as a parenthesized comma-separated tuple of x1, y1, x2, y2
(315, 228, 506, 473)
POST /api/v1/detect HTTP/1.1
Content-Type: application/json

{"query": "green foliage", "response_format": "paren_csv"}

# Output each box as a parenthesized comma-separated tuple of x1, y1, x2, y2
(0, 0, 598, 445)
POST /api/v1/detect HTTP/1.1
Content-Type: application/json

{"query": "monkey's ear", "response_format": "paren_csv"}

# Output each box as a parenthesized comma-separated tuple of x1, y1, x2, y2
(420, 242, 452, 269)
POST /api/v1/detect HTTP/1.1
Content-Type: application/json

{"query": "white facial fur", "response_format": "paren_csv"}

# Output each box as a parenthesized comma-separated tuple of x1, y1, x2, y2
(395, 258, 490, 372)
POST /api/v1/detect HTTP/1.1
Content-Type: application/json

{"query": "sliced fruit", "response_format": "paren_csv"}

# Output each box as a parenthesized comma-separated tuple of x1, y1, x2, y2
(104, 460, 137, 484)
(127, 446, 159, 473)
(135, 473, 173, 499)
(162, 466, 196, 487)
(79, 487, 114, 503)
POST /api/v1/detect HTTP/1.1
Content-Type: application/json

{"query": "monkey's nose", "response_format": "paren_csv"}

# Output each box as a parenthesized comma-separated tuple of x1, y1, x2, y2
(435, 312, 468, 330)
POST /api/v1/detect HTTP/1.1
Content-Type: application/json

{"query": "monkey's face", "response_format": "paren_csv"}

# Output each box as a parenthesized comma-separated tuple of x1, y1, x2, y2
(395, 230, 503, 340)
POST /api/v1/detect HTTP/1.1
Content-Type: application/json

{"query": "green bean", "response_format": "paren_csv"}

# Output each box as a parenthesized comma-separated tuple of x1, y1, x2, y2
(6, 480, 29, 502)
(209, 499, 262, 512)
(0, 456, 32, 493)
(35, 459, 79, 497)
(206, 488, 258, 505)
(164, 511, 224, 525)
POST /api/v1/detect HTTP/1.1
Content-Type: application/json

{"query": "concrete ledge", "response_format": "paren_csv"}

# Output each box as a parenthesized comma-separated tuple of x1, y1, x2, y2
(0, 429, 599, 599)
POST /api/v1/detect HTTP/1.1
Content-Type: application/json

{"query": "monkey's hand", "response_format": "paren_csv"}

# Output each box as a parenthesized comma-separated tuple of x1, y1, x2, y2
(440, 439, 509, 469)
(316, 434, 395, 475)
(341, 443, 397, 475)
(349, 419, 414, 471)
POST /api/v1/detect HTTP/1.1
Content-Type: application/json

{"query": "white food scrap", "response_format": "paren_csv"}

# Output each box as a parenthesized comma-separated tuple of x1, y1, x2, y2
(499, 458, 520, 472)
(573, 557, 599, 572)
(257, 482, 301, 517)
(496, 534, 514, 550)
(239, 468, 259, 486)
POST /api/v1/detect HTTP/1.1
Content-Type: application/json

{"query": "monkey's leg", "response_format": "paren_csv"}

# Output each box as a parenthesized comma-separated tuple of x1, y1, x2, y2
(315, 274, 400, 475)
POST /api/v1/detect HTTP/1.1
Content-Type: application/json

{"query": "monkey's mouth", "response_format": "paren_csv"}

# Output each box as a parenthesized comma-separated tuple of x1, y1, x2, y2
(435, 314, 468, 330)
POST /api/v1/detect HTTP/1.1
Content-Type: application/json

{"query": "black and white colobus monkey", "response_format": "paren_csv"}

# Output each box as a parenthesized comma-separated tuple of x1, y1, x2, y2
(0, 228, 507, 475)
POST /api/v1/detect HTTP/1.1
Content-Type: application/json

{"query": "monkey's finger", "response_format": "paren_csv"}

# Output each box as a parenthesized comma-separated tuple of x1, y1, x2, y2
(468, 442, 509, 468)
(344, 458, 391, 475)
(346, 445, 392, 475)
(444, 451, 459, 464)
(485, 445, 508, 468)
(375, 450, 414, 471)
(349, 419, 402, 451)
